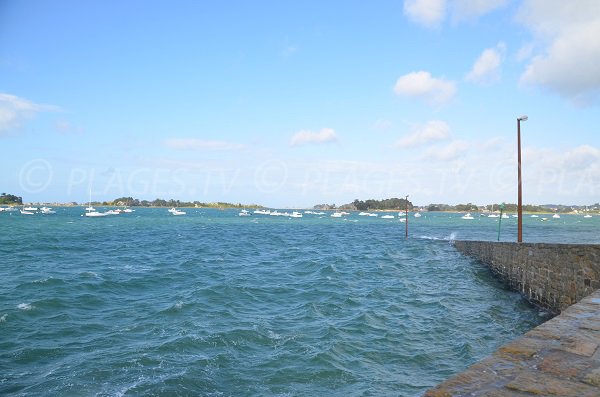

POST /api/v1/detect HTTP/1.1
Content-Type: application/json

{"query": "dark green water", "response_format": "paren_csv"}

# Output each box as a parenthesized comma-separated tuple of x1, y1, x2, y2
(2, 208, 596, 396)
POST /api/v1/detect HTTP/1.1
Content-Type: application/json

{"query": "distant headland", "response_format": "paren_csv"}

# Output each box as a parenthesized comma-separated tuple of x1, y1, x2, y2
(1, 193, 598, 214)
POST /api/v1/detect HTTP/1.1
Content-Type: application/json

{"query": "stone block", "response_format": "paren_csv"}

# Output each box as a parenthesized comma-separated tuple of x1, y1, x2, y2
(538, 349, 593, 379)
(583, 368, 600, 387)
(559, 337, 599, 357)
(498, 337, 547, 360)
(506, 370, 599, 396)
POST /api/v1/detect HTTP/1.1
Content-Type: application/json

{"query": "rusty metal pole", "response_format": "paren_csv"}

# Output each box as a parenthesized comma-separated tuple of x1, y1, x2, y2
(405, 195, 409, 239)
(517, 115, 527, 243)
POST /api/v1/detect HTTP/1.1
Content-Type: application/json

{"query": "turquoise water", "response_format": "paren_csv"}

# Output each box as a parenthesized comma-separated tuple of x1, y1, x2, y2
(1, 209, 598, 396)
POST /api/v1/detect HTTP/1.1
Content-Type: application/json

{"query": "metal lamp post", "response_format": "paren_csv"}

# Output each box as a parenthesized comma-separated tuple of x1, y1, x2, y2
(517, 115, 528, 243)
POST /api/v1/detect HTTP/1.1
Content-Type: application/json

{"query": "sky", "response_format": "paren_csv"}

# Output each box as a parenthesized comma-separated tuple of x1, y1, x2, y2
(1, 0, 599, 207)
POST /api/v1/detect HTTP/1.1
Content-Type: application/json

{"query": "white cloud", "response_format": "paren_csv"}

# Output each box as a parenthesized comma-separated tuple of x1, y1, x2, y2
(562, 145, 600, 171)
(164, 138, 245, 151)
(518, 0, 600, 105)
(520, 144, 600, 199)
(403, 0, 446, 28)
(424, 140, 469, 161)
(403, 0, 507, 27)
(290, 128, 338, 146)
(396, 120, 451, 148)
(466, 42, 506, 85)
(451, 0, 509, 22)
(394, 71, 456, 105)
(55, 120, 84, 135)
(0, 93, 59, 134)
(480, 136, 505, 151)
(516, 43, 534, 62)
(373, 119, 392, 131)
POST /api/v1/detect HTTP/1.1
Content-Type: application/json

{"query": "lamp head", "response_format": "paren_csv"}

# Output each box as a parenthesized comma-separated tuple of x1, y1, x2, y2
(517, 115, 528, 121)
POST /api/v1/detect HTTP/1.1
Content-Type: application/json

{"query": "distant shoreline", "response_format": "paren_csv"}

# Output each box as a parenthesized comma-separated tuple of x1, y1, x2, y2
(2, 203, 596, 216)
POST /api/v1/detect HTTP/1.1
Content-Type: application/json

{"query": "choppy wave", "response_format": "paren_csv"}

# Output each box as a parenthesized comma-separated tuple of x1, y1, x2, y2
(0, 208, 577, 396)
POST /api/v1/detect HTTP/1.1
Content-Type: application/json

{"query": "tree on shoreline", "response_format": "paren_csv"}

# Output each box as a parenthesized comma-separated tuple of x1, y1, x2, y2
(104, 197, 261, 208)
(0, 193, 23, 205)
(346, 197, 413, 211)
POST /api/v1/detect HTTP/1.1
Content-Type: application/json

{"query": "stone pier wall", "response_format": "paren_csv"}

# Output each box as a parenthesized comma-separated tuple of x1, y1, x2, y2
(453, 241, 600, 314)
(424, 290, 600, 397)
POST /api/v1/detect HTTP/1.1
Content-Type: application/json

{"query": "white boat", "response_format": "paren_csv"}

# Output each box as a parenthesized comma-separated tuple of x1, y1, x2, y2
(289, 211, 303, 218)
(502, 214, 509, 219)
(461, 213, 475, 220)
(530, 214, 539, 218)
(552, 214, 561, 219)
(239, 209, 251, 216)
(414, 212, 422, 218)
(23, 206, 38, 211)
(85, 189, 108, 217)
(105, 210, 121, 215)
(122, 208, 135, 213)
(381, 214, 395, 219)
(488, 214, 499, 218)
(85, 210, 108, 217)
(331, 212, 343, 218)
(40, 207, 56, 214)
(359, 211, 379, 217)
(511, 214, 518, 218)
(20, 208, 35, 215)
(171, 209, 186, 215)
(584, 214, 593, 218)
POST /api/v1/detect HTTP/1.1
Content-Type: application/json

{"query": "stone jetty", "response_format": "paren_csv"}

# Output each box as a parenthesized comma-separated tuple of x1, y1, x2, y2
(425, 241, 600, 396)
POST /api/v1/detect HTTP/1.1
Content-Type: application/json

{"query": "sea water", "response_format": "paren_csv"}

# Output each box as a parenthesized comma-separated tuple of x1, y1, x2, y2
(1, 209, 598, 396)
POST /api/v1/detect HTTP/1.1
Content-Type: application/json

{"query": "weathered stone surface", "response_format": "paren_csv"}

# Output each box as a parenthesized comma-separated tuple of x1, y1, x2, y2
(506, 370, 598, 396)
(453, 241, 600, 313)
(423, 389, 452, 397)
(425, 290, 600, 396)
(583, 368, 600, 387)
(558, 337, 598, 357)
(498, 337, 547, 359)
(538, 350, 593, 378)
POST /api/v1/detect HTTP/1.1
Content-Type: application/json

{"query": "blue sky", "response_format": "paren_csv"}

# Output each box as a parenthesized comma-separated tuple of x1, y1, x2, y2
(1, 0, 599, 207)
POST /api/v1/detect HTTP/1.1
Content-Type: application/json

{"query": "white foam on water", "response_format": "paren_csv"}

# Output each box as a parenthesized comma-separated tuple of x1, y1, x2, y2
(0, 313, 7, 322)
(418, 235, 442, 240)
(81, 271, 99, 279)
(34, 277, 52, 283)
(17, 303, 33, 310)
